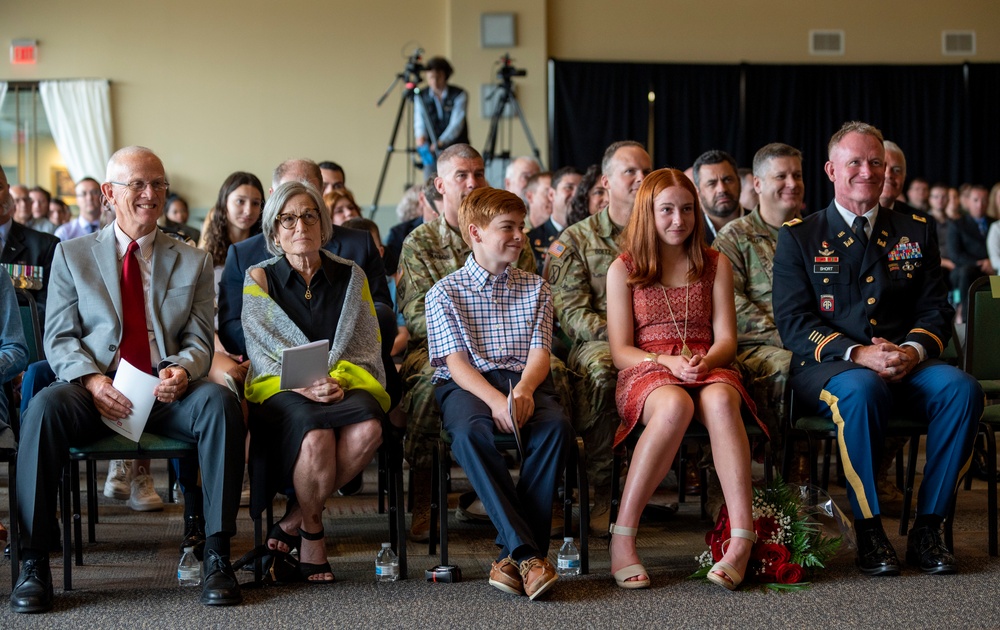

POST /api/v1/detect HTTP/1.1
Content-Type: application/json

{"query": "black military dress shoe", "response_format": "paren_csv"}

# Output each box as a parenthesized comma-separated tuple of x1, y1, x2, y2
(10, 558, 54, 614)
(856, 527, 901, 576)
(201, 550, 242, 606)
(180, 515, 206, 560)
(906, 525, 956, 574)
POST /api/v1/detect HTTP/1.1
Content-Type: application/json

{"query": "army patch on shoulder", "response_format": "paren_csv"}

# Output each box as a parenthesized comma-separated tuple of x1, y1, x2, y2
(548, 241, 567, 258)
(783, 218, 803, 227)
(911, 214, 927, 223)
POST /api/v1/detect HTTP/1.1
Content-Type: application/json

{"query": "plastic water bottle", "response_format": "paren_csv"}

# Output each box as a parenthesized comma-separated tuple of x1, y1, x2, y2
(178, 546, 201, 586)
(557, 537, 581, 576)
(375, 542, 399, 582)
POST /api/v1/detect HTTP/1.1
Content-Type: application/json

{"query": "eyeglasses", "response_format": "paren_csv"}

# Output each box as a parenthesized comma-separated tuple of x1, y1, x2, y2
(109, 180, 170, 193)
(278, 211, 320, 229)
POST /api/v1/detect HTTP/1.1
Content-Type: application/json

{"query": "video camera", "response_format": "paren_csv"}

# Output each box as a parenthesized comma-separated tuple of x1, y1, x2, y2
(497, 53, 527, 82)
(404, 48, 425, 84)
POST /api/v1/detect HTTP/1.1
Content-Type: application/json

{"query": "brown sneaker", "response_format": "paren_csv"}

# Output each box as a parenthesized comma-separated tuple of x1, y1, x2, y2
(489, 557, 524, 595)
(408, 468, 432, 543)
(519, 557, 558, 600)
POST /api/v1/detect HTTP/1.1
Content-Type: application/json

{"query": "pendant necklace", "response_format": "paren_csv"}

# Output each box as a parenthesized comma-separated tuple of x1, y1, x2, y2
(661, 260, 693, 359)
(305, 286, 312, 300)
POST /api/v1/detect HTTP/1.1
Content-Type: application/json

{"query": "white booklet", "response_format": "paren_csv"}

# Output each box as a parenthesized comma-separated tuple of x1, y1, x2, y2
(102, 358, 160, 441)
(508, 380, 524, 459)
(280, 339, 330, 390)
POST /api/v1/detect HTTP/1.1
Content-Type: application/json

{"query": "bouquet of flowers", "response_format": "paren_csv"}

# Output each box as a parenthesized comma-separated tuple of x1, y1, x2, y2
(691, 477, 843, 591)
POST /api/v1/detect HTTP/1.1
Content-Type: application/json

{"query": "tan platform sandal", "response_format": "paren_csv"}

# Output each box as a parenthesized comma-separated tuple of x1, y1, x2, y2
(609, 523, 650, 589)
(706, 527, 757, 591)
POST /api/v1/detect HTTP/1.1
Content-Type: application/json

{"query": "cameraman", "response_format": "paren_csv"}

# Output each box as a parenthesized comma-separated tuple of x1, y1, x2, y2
(414, 56, 469, 176)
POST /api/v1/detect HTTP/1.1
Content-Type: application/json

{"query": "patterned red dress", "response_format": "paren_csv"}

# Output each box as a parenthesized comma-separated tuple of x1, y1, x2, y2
(614, 249, 762, 447)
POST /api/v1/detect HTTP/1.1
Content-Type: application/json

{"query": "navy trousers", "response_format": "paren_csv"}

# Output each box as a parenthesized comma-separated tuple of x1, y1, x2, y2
(436, 369, 572, 561)
(815, 361, 982, 519)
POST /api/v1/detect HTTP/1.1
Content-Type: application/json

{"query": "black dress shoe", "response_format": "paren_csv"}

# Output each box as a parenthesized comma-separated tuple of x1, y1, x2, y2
(906, 525, 956, 574)
(10, 558, 54, 614)
(201, 550, 242, 606)
(180, 515, 206, 560)
(856, 527, 901, 576)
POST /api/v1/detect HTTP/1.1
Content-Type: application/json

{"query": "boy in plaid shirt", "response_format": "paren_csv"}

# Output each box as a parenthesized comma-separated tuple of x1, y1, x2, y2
(426, 187, 572, 600)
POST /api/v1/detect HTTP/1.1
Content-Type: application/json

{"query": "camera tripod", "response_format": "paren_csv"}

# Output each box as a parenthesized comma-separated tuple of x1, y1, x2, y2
(482, 57, 543, 175)
(370, 50, 436, 215)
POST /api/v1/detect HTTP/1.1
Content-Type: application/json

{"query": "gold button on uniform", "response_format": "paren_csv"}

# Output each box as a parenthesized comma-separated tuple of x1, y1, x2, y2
(867, 297, 876, 305)
(870, 318, 877, 325)
(866, 276, 874, 283)
(823, 278, 830, 284)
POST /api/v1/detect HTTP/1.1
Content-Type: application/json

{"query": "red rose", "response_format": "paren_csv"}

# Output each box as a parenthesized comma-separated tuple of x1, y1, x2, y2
(710, 527, 731, 562)
(753, 543, 792, 572)
(754, 516, 780, 541)
(776, 562, 804, 584)
(706, 504, 730, 546)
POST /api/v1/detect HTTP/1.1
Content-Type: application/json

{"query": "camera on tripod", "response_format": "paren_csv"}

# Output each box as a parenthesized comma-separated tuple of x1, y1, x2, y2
(496, 53, 527, 82)
(404, 48, 425, 82)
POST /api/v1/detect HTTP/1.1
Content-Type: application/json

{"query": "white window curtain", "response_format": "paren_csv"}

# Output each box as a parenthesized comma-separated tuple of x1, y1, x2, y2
(39, 79, 113, 182)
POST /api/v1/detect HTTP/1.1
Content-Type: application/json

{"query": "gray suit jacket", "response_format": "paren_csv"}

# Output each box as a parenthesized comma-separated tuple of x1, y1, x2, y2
(44, 225, 215, 383)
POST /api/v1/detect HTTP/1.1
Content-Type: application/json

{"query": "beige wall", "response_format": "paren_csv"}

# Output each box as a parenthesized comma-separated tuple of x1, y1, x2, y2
(548, 0, 1000, 63)
(3, 0, 997, 228)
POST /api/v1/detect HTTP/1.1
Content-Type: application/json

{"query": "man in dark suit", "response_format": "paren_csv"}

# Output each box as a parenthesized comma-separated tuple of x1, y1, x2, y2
(527, 166, 581, 271)
(11, 147, 245, 613)
(0, 166, 59, 319)
(217, 159, 399, 401)
(947, 184, 993, 319)
(773, 121, 982, 578)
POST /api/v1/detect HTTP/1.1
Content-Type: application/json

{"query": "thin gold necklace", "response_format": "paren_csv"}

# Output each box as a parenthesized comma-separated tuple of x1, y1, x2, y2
(661, 261, 693, 359)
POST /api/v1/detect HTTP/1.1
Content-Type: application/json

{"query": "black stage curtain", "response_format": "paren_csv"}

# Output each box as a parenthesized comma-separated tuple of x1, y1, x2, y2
(551, 60, 997, 214)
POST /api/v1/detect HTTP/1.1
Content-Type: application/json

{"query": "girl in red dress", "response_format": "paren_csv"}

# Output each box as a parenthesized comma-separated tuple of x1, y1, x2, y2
(606, 168, 759, 591)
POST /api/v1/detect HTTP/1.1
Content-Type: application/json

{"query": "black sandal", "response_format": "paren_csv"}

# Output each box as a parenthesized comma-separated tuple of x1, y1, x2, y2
(298, 527, 335, 584)
(267, 522, 300, 553)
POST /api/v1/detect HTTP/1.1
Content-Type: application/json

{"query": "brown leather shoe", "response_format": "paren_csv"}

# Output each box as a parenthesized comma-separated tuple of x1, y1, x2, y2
(489, 557, 524, 595)
(519, 557, 558, 600)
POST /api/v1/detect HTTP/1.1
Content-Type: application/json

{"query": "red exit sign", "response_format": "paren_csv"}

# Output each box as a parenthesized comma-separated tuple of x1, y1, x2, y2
(11, 39, 37, 65)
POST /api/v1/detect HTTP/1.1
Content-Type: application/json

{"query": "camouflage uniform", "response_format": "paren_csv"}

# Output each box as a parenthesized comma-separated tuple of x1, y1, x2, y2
(546, 208, 623, 492)
(713, 208, 790, 447)
(398, 216, 553, 469)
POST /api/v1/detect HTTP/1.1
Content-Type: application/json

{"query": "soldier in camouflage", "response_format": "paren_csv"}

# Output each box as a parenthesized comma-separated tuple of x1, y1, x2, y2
(713, 143, 804, 449)
(547, 141, 652, 536)
(397, 144, 538, 541)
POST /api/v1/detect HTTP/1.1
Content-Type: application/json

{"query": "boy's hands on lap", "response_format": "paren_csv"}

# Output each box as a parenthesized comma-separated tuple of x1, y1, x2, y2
(511, 384, 535, 428)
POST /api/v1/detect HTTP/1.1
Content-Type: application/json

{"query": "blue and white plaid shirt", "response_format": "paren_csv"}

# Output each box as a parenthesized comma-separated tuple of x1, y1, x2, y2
(426, 254, 552, 383)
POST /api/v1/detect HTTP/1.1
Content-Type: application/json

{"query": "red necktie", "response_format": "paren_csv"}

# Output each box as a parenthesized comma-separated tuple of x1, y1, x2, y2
(120, 240, 151, 371)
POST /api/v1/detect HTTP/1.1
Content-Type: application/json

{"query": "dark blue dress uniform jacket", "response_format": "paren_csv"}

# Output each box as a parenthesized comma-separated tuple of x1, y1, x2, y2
(772, 202, 953, 404)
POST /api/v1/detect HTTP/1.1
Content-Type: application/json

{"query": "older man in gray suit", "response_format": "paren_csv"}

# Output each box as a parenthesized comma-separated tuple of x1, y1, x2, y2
(11, 147, 245, 614)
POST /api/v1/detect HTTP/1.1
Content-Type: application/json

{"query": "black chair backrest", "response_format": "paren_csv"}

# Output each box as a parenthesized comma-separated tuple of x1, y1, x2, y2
(14, 288, 44, 363)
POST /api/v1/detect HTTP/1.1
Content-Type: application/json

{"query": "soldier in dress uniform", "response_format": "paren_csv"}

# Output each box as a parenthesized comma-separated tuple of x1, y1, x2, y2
(772, 121, 982, 577)
(0, 166, 59, 318)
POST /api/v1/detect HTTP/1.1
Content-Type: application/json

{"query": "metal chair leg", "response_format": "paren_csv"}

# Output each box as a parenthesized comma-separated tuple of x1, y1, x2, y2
(899, 435, 921, 536)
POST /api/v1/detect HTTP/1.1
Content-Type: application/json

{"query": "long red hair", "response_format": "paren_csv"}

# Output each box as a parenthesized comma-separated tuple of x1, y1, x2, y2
(617, 168, 706, 288)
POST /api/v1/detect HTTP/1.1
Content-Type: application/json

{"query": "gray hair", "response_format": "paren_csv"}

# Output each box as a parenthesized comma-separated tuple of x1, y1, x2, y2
(752, 143, 803, 178)
(271, 159, 322, 191)
(262, 181, 332, 256)
(504, 155, 540, 181)
(883, 140, 906, 169)
(106, 146, 160, 182)
(396, 184, 423, 222)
